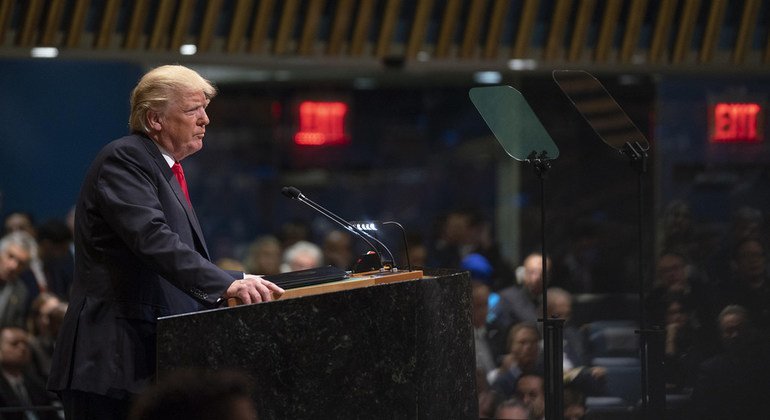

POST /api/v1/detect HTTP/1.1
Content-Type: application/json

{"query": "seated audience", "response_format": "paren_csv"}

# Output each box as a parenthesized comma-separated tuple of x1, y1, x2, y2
(280, 240, 323, 272)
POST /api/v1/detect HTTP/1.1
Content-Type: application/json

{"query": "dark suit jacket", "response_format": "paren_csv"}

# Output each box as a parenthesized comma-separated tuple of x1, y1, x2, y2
(47, 134, 241, 399)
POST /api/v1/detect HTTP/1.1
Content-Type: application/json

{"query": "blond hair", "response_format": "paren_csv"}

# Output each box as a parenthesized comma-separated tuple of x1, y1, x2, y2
(129, 65, 217, 134)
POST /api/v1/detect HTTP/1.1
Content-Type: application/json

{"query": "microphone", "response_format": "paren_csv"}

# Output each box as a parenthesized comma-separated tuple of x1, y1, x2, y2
(281, 186, 395, 271)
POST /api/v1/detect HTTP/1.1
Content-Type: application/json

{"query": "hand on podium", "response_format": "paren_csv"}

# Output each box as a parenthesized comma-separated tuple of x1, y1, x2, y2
(224, 274, 284, 305)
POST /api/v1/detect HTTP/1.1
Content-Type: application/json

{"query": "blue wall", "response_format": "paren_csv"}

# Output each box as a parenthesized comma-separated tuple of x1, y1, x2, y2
(0, 59, 142, 220)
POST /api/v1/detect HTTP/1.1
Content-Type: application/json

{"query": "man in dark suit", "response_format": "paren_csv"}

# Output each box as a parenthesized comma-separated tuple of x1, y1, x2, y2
(0, 326, 59, 420)
(47, 65, 284, 420)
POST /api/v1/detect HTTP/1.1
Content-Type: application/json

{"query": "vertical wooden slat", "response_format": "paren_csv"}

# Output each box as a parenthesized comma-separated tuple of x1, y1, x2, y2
(149, 0, 176, 50)
(170, 0, 195, 50)
(435, 0, 461, 58)
(619, 0, 648, 63)
(512, 0, 538, 58)
(0, 0, 13, 45)
(732, 0, 760, 64)
(483, 0, 511, 59)
(350, 0, 376, 56)
(95, 0, 121, 49)
(65, 0, 90, 48)
(248, 0, 275, 53)
(648, 0, 677, 64)
(568, 0, 596, 62)
(198, 0, 224, 53)
(18, 0, 45, 47)
(375, 0, 401, 58)
(459, 0, 487, 58)
(406, 0, 434, 59)
(226, 0, 254, 53)
(594, 0, 622, 62)
(698, 0, 727, 63)
(274, 0, 299, 54)
(327, 0, 355, 55)
(41, 0, 66, 46)
(672, 0, 700, 64)
(544, 0, 573, 61)
(124, 0, 150, 49)
(298, 0, 325, 55)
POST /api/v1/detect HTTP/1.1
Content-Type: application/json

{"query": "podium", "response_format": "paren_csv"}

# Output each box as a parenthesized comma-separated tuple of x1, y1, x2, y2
(156, 269, 477, 419)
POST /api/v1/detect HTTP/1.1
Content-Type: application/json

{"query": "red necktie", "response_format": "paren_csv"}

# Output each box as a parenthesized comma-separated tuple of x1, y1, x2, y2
(171, 162, 191, 204)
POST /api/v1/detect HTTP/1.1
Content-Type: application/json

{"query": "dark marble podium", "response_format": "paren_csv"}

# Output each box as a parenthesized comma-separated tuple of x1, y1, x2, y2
(156, 269, 477, 419)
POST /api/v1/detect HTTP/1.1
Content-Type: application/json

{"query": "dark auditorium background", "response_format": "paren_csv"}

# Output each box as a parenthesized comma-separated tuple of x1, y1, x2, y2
(2, 0, 770, 418)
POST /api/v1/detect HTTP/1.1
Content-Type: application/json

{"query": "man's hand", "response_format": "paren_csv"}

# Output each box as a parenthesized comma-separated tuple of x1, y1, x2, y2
(224, 274, 285, 304)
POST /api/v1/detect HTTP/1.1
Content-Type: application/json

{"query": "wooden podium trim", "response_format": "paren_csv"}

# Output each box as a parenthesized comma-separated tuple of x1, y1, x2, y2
(228, 270, 424, 306)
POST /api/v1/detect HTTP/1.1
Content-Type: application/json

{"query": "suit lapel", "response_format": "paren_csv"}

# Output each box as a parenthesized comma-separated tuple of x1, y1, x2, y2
(138, 136, 211, 260)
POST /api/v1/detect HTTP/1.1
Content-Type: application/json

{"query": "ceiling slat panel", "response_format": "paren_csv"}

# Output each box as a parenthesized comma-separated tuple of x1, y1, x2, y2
(248, 0, 275, 53)
(150, 0, 176, 50)
(435, 0, 461, 58)
(327, 0, 354, 55)
(699, 0, 727, 64)
(513, 0, 538, 58)
(648, 0, 677, 64)
(18, 0, 45, 47)
(170, 0, 195, 50)
(619, 0, 648, 63)
(198, 0, 224, 53)
(351, 0, 376, 56)
(226, 0, 254, 53)
(275, 0, 300, 54)
(406, 0, 434, 60)
(460, 0, 487, 58)
(65, 0, 90, 48)
(41, 0, 66, 46)
(376, 0, 401, 58)
(594, 0, 622, 62)
(483, 0, 511, 60)
(125, 0, 150, 49)
(732, 0, 760, 64)
(0, 0, 12, 46)
(299, 0, 325, 55)
(544, 0, 573, 61)
(95, 0, 121, 49)
(672, 0, 700, 64)
(568, 0, 596, 62)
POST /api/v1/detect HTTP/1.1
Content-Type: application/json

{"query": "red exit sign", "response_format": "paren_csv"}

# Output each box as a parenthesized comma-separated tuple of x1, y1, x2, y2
(294, 101, 349, 146)
(710, 102, 763, 143)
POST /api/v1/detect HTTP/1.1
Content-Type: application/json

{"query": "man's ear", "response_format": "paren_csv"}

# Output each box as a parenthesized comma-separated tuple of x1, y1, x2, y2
(147, 110, 163, 131)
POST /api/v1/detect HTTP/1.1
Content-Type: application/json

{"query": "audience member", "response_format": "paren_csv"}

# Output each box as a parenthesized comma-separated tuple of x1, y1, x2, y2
(0, 326, 59, 420)
(487, 322, 543, 398)
(322, 230, 354, 270)
(25, 293, 65, 382)
(280, 240, 323, 272)
(242, 235, 282, 276)
(0, 232, 35, 328)
(129, 369, 257, 420)
(660, 296, 713, 391)
(3, 212, 36, 237)
(690, 305, 770, 419)
(476, 368, 501, 419)
(720, 238, 770, 332)
(427, 209, 477, 269)
(646, 250, 718, 334)
(545, 288, 606, 397)
(493, 397, 531, 420)
(563, 386, 586, 420)
(487, 253, 547, 359)
(471, 280, 496, 376)
(516, 373, 545, 420)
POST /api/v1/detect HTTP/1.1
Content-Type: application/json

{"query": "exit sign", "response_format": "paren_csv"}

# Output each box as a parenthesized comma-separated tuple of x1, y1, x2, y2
(710, 102, 763, 143)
